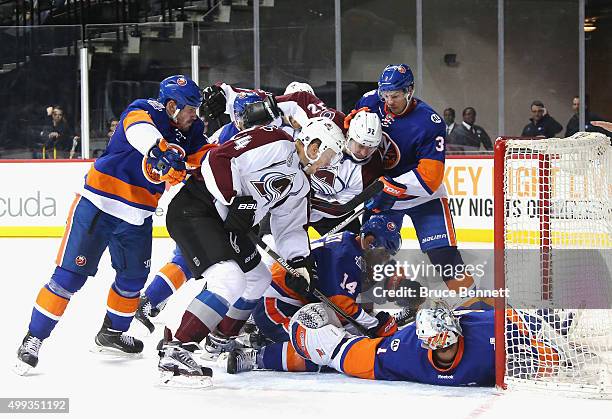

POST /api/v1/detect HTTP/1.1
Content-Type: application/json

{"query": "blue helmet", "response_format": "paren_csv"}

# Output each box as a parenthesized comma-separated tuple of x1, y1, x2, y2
(233, 91, 263, 123)
(360, 215, 402, 255)
(377, 64, 414, 97)
(158, 75, 203, 110)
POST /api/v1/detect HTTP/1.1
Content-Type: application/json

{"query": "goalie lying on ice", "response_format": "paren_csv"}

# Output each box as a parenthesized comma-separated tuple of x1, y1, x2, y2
(230, 304, 571, 387)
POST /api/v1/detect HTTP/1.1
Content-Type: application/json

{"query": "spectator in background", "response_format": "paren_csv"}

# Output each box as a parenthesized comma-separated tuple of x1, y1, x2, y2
(521, 100, 562, 138)
(38, 105, 79, 158)
(92, 118, 119, 158)
(446, 107, 492, 152)
(443, 107, 457, 137)
(565, 95, 605, 137)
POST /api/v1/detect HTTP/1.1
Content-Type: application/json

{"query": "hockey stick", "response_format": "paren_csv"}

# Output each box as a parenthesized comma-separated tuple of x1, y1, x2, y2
(311, 180, 382, 215)
(246, 231, 371, 336)
(322, 207, 367, 238)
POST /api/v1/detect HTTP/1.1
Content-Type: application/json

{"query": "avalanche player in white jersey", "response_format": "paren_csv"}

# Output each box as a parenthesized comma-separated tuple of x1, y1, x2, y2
(135, 93, 384, 334)
(157, 118, 346, 386)
(356, 64, 492, 309)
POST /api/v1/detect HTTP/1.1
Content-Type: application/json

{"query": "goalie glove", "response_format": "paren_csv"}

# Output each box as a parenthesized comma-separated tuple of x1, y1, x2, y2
(146, 139, 187, 186)
(201, 85, 227, 121)
(284, 255, 318, 298)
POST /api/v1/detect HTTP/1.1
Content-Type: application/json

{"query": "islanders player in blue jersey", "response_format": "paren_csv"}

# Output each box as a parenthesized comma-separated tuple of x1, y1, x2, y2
(15, 75, 212, 375)
(353, 64, 491, 309)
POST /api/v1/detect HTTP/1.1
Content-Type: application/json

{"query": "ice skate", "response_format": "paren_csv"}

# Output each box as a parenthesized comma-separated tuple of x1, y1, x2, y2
(158, 328, 212, 388)
(14, 332, 42, 376)
(135, 295, 160, 333)
(226, 348, 258, 374)
(92, 316, 143, 357)
(201, 331, 237, 361)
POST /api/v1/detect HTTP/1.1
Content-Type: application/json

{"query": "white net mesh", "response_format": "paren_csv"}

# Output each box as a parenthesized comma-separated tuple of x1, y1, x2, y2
(501, 132, 612, 398)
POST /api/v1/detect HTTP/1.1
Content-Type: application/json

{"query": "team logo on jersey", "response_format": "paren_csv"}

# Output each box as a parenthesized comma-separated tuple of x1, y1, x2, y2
(431, 114, 442, 124)
(311, 167, 342, 196)
(378, 133, 400, 170)
(177, 77, 187, 86)
(142, 142, 186, 184)
(250, 172, 295, 203)
(390, 338, 400, 352)
(75, 255, 87, 267)
(386, 221, 397, 232)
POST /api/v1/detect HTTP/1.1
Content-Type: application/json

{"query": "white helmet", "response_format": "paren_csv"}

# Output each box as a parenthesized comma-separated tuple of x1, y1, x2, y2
(284, 81, 315, 96)
(297, 117, 346, 164)
(346, 111, 382, 161)
(415, 303, 463, 350)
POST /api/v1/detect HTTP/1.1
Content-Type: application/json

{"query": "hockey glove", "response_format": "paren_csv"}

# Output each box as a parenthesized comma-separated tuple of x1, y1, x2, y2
(368, 311, 398, 337)
(365, 176, 407, 213)
(343, 106, 370, 129)
(224, 196, 257, 233)
(285, 256, 318, 298)
(201, 85, 227, 121)
(146, 139, 187, 186)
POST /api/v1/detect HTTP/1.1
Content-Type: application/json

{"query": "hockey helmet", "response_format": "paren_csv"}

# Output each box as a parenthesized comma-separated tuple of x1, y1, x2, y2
(284, 81, 315, 96)
(360, 215, 402, 255)
(377, 64, 415, 100)
(346, 111, 382, 161)
(233, 91, 264, 128)
(297, 117, 345, 164)
(158, 75, 203, 110)
(416, 303, 463, 350)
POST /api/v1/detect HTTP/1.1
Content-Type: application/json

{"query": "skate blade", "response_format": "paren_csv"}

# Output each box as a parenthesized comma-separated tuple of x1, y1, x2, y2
(158, 371, 213, 389)
(13, 360, 33, 376)
(90, 345, 143, 359)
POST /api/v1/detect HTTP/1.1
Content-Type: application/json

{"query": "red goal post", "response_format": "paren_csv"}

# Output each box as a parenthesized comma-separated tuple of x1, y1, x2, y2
(493, 133, 612, 399)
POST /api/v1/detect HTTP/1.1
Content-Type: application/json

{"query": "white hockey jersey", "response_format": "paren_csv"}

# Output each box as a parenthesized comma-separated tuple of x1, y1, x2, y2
(201, 125, 310, 261)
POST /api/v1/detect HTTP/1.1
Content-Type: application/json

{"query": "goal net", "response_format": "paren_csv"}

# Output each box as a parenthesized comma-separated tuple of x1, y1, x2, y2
(493, 132, 612, 399)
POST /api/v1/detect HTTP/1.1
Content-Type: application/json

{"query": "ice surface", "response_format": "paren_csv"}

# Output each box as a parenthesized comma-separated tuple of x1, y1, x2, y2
(3, 238, 610, 418)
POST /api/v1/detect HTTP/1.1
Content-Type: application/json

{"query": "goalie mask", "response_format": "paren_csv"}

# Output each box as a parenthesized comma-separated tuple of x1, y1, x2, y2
(297, 117, 345, 165)
(416, 303, 462, 350)
(346, 111, 382, 161)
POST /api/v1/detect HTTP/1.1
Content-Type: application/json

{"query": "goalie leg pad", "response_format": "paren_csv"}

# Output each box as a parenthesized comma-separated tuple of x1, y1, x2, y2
(289, 303, 347, 366)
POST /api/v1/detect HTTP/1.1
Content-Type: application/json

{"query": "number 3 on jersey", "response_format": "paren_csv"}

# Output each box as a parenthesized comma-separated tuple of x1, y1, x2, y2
(435, 136, 445, 152)
(340, 273, 357, 295)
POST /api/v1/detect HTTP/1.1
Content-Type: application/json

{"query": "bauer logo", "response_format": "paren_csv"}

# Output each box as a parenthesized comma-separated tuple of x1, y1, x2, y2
(75, 256, 87, 267)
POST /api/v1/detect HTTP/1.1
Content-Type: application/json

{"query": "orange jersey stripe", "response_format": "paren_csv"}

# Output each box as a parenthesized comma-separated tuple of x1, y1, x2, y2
(35, 287, 69, 317)
(86, 166, 162, 208)
(341, 337, 383, 380)
(416, 159, 445, 193)
(328, 295, 359, 318)
(186, 143, 218, 168)
(264, 297, 291, 330)
(55, 194, 81, 266)
(159, 262, 187, 290)
(270, 262, 308, 304)
(123, 109, 154, 131)
(107, 288, 139, 315)
(286, 342, 307, 372)
(441, 197, 457, 246)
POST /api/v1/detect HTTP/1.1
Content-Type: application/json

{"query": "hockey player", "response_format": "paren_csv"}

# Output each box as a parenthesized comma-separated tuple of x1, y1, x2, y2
(136, 101, 384, 333)
(15, 75, 211, 375)
(230, 303, 566, 387)
(353, 64, 491, 309)
(157, 117, 346, 385)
